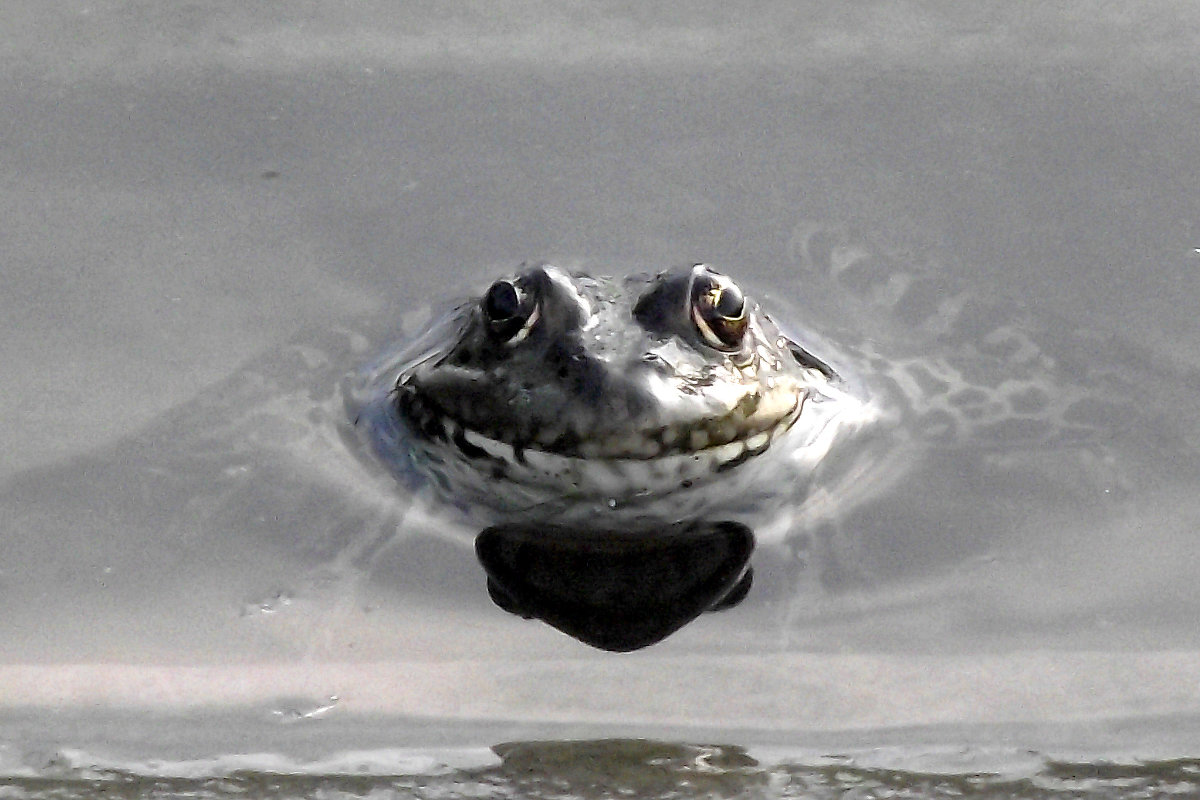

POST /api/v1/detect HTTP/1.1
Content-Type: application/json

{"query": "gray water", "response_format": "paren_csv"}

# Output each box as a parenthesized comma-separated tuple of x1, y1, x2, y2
(4, 4, 1200, 797)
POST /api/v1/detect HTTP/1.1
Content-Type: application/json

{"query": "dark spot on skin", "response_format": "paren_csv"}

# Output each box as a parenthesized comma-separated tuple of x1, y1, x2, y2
(542, 340, 609, 403)
(632, 271, 690, 337)
(648, 426, 669, 449)
(396, 390, 449, 441)
(543, 343, 573, 380)
(621, 383, 655, 421)
(452, 428, 488, 460)
(549, 429, 581, 456)
(426, 419, 447, 441)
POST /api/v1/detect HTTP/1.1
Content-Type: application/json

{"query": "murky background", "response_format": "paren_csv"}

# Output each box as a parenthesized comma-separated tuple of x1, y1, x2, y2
(3, 3, 1200, 796)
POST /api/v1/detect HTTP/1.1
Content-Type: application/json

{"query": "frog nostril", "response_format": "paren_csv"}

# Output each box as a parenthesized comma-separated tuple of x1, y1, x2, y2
(634, 353, 675, 380)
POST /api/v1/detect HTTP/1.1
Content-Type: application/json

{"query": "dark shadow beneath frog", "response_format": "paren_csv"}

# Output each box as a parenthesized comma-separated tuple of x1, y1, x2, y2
(475, 521, 754, 652)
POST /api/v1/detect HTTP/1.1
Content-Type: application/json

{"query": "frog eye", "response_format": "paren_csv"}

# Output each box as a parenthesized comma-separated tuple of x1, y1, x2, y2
(689, 266, 747, 351)
(482, 278, 540, 343)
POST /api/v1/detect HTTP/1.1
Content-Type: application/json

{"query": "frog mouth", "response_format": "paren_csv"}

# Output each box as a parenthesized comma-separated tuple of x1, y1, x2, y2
(395, 379, 806, 473)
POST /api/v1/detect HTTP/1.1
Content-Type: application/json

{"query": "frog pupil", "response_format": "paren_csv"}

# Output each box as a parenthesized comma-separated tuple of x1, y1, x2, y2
(715, 285, 744, 319)
(484, 281, 521, 321)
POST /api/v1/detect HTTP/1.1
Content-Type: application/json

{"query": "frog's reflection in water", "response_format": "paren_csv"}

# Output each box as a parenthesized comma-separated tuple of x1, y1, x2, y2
(475, 521, 754, 651)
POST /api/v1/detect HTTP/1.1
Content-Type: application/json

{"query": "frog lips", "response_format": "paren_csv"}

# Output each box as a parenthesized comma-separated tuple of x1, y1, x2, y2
(396, 377, 806, 471)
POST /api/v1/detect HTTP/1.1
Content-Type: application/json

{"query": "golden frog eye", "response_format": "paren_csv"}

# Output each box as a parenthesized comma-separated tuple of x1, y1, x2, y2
(482, 279, 539, 343)
(689, 266, 748, 351)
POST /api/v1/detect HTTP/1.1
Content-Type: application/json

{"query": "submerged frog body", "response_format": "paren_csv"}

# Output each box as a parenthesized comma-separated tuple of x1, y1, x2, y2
(350, 263, 878, 532)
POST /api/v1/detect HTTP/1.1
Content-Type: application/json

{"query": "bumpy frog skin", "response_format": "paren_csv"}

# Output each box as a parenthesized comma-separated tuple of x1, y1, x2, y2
(353, 263, 875, 529)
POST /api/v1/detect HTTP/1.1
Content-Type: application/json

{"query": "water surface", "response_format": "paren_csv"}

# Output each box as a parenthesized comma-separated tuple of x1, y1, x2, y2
(3, 3, 1200, 794)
